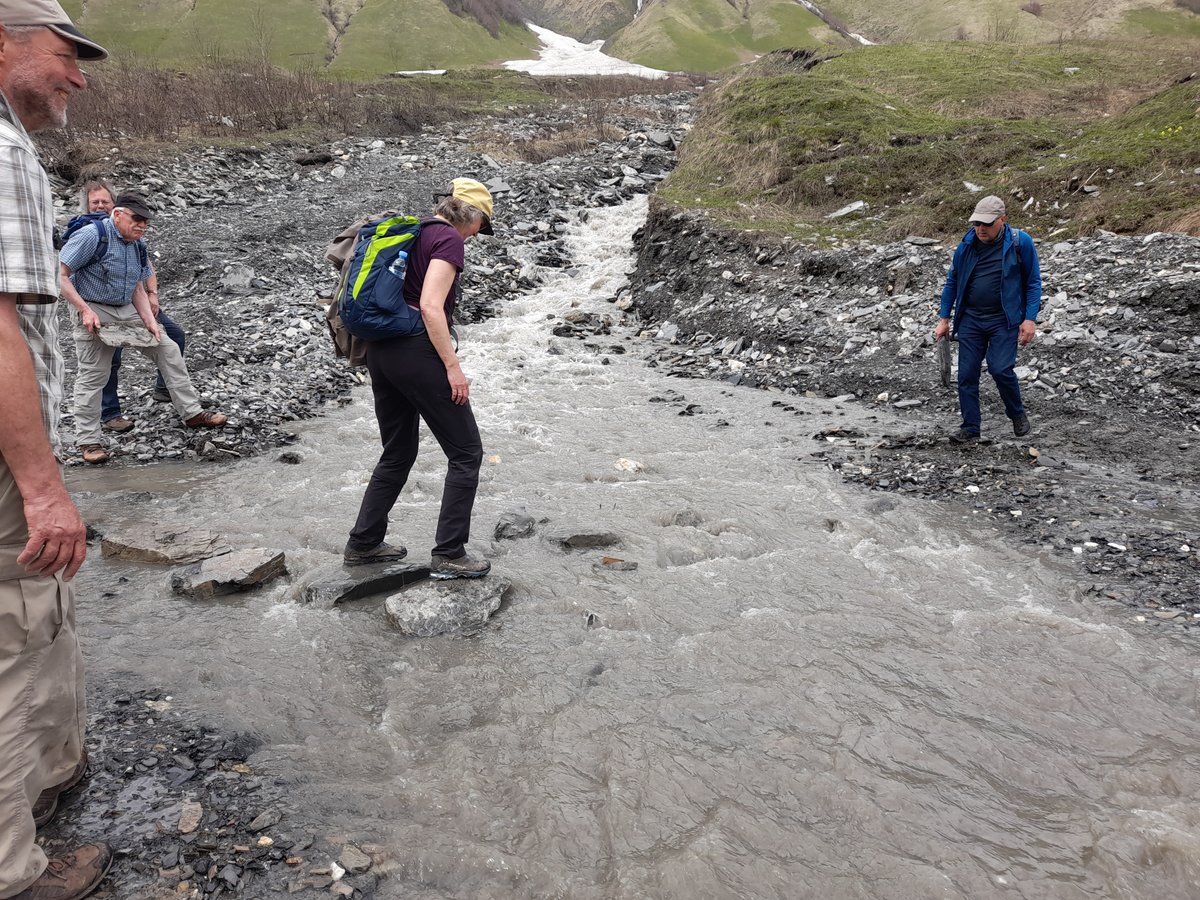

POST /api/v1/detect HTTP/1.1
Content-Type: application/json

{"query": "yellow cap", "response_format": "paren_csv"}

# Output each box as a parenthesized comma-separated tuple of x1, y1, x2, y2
(450, 177, 494, 234)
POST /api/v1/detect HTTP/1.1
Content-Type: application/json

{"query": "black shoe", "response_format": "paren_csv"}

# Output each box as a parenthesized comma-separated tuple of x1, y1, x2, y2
(430, 553, 491, 580)
(153, 386, 171, 403)
(343, 541, 408, 565)
(949, 428, 980, 444)
(1012, 414, 1031, 437)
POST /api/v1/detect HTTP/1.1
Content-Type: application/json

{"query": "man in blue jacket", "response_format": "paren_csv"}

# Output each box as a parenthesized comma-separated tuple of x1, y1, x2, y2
(934, 195, 1042, 443)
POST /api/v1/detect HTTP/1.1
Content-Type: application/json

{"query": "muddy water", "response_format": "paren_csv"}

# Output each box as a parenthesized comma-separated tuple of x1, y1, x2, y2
(70, 198, 1200, 899)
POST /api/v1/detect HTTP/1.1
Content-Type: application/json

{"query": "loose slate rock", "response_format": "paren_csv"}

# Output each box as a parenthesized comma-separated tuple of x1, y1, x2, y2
(547, 529, 622, 550)
(299, 561, 429, 606)
(170, 549, 288, 599)
(101, 525, 232, 564)
(384, 577, 509, 637)
(247, 809, 282, 832)
(494, 510, 536, 540)
(339, 845, 372, 875)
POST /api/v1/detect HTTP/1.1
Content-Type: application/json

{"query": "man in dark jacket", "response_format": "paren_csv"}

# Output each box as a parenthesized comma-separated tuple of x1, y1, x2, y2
(934, 195, 1042, 443)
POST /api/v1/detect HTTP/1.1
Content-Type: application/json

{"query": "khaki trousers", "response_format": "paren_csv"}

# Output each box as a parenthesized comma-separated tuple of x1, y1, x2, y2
(72, 302, 202, 447)
(0, 458, 85, 898)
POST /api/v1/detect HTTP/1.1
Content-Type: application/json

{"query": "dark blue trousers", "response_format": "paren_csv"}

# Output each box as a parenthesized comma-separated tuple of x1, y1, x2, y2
(101, 311, 185, 422)
(956, 313, 1024, 434)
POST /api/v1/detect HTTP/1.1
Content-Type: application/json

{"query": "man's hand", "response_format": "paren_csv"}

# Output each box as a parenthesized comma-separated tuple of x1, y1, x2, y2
(1018, 319, 1036, 347)
(77, 306, 101, 334)
(934, 318, 950, 341)
(18, 484, 87, 581)
(446, 362, 470, 406)
(148, 294, 160, 317)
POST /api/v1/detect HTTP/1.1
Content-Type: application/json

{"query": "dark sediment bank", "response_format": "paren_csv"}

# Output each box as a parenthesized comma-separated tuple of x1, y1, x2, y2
(629, 200, 1200, 621)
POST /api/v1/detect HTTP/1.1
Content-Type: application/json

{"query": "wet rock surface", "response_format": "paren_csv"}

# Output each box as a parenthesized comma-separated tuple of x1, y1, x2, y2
(296, 560, 431, 606)
(384, 577, 510, 637)
(170, 549, 288, 599)
(630, 204, 1200, 622)
(100, 525, 233, 564)
(38, 680, 372, 899)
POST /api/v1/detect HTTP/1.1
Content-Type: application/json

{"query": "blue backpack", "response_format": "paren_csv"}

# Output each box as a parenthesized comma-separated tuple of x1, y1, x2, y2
(336, 215, 453, 341)
(60, 212, 149, 271)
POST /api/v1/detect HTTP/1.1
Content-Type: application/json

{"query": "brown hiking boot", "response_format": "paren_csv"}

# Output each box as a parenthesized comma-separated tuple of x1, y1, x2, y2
(78, 444, 108, 465)
(185, 410, 227, 428)
(34, 750, 89, 829)
(9, 843, 111, 899)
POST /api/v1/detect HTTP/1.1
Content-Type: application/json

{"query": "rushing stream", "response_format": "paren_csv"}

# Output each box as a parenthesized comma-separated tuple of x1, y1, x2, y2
(69, 198, 1199, 899)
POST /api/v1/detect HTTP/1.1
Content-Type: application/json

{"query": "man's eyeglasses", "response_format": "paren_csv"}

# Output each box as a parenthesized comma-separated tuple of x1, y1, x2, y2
(115, 208, 150, 224)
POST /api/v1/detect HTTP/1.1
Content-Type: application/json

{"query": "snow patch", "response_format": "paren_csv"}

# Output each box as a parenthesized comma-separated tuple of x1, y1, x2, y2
(504, 24, 670, 79)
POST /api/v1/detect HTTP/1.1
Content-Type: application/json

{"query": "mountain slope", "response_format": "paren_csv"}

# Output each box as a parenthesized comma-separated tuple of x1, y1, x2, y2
(607, 0, 847, 71)
(59, 0, 538, 71)
(56, 0, 1200, 74)
(520, 0, 637, 42)
(816, 0, 1191, 43)
(661, 41, 1200, 238)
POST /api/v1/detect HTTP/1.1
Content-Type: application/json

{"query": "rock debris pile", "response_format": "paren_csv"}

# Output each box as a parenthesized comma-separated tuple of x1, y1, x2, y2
(53, 94, 694, 467)
(631, 205, 1200, 618)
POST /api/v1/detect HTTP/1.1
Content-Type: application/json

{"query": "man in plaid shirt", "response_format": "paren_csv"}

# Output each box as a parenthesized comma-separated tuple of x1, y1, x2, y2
(0, 1, 112, 895)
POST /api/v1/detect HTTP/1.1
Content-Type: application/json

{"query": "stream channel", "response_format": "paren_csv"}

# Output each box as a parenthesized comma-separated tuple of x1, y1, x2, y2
(67, 197, 1199, 899)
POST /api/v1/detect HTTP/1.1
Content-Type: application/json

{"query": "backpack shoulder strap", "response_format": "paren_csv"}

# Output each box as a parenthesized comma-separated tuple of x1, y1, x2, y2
(1010, 226, 1026, 282)
(83, 219, 109, 270)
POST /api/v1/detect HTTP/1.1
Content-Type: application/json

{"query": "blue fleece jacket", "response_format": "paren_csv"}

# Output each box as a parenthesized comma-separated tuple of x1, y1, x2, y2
(938, 224, 1042, 332)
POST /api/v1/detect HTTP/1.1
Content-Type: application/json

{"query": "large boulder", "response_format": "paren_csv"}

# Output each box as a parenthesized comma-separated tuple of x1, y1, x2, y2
(384, 577, 509, 637)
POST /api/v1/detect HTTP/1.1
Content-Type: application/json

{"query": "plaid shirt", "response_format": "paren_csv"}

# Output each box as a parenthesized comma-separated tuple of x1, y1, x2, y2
(0, 94, 65, 458)
(60, 215, 151, 304)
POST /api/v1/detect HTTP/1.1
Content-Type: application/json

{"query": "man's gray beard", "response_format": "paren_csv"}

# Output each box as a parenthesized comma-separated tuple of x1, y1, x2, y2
(4, 78, 69, 133)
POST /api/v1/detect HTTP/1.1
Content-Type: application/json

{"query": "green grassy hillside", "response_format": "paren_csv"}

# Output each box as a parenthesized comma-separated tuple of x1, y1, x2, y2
(818, 0, 1189, 43)
(607, 0, 846, 71)
(59, 0, 539, 72)
(330, 2, 536, 75)
(662, 41, 1200, 239)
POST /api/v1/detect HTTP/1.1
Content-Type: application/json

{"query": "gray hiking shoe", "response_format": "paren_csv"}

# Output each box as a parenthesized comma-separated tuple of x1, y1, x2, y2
(343, 541, 408, 565)
(430, 552, 491, 580)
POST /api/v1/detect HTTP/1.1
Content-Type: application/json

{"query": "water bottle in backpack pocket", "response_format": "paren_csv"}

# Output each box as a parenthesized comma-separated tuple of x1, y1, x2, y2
(338, 215, 427, 340)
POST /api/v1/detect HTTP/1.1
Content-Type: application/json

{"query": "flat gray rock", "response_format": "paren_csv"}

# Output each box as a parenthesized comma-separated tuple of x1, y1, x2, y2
(298, 561, 429, 606)
(101, 525, 232, 564)
(547, 529, 621, 550)
(494, 509, 536, 540)
(96, 323, 160, 348)
(384, 577, 509, 637)
(170, 549, 288, 599)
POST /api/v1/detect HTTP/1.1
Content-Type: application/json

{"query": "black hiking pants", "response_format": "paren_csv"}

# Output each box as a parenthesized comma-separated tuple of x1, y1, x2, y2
(348, 334, 483, 559)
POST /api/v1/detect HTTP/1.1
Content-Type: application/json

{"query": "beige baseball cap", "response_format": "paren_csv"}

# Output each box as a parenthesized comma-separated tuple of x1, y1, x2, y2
(446, 177, 495, 235)
(0, 0, 108, 60)
(969, 195, 1006, 225)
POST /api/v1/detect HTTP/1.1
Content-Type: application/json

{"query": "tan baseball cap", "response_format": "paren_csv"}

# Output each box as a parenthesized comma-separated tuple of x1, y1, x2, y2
(0, 0, 108, 60)
(448, 177, 495, 235)
(969, 195, 1006, 225)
